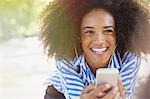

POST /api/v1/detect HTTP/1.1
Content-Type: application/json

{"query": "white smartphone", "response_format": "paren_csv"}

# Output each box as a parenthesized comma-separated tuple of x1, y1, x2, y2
(96, 68, 119, 87)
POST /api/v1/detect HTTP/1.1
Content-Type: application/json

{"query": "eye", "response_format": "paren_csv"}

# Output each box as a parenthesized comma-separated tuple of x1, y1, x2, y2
(104, 29, 114, 34)
(84, 30, 94, 35)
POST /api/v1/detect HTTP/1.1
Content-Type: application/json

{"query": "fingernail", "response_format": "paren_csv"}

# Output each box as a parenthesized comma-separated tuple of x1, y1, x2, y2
(105, 84, 111, 88)
(114, 92, 120, 99)
(99, 92, 104, 96)
(117, 92, 120, 97)
(113, 87, 118, 93)
(99, 92, 102, 96)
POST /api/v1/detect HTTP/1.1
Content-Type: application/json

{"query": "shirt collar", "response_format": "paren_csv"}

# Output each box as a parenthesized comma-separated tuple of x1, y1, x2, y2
(72, 50, 123, 71)
(109, 50, 123, 70)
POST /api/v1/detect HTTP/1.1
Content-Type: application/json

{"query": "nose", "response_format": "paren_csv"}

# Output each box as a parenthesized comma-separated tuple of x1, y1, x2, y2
(95, 31, 105, 43)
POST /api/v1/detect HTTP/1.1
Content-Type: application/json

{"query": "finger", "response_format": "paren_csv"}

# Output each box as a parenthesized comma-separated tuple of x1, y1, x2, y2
(80, 84, 95, 99)
(90, 83, 112, 97)
(102, 86, 118, 99)
(97, 83, 112, 92)
(82, 84, 95, 93)
(114, 92, 120, 99)
(118, 77, 125, 97)
(120, 95, 126, 99)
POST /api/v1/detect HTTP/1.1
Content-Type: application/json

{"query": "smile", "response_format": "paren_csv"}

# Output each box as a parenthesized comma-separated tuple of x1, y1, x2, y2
(90, 47, 108, 54)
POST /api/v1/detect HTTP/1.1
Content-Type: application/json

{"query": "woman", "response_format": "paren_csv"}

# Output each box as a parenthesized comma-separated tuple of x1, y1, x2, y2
(40, 0, 150, 99)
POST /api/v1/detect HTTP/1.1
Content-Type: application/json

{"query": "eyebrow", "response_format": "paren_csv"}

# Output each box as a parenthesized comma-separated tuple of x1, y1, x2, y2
(82, 26, 114, 31)
(82, 26, 94, 31)
(103, 26, 114, 29)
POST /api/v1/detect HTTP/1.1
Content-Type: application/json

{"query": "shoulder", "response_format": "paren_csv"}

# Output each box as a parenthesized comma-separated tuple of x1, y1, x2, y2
(122, 52, 141, 67)
(56, 59, 79, 73)
(120, 52, 141, 97)
(56, 54, 84, 73)
(119, 52, 141, 75)
(45, 59, 77, 95)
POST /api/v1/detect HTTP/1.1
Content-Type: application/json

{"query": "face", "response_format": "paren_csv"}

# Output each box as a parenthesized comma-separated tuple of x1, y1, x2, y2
(81, 9, 116, 72)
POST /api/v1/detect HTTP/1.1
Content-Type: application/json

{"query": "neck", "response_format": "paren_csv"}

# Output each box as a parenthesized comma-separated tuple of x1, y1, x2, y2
(88, 63, 108, 77)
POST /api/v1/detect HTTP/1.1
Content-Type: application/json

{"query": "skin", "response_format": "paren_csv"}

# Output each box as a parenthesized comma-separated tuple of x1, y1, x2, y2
(80, 9, 125, 99)
(81, 9, 116, 75)
(80, 78, 126, 99)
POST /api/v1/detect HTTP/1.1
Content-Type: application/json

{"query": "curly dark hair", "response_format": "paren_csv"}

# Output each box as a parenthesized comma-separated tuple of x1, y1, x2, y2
(39, 0, 150, 60)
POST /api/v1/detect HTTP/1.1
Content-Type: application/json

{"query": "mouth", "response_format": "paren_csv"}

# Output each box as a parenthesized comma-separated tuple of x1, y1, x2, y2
(90, 47, 108, 55)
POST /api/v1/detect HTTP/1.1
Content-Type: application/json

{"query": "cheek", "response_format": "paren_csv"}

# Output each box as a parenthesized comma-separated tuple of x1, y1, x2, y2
(110, 37, 116, 49)
(81, 38, 87, 50)
(81, 37, 91, 49)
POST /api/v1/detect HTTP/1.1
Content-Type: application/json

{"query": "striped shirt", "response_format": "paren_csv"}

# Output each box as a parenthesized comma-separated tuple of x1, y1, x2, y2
(45, 51, 140, 99)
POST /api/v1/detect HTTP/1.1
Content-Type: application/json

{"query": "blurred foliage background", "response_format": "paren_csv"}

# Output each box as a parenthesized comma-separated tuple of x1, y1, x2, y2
(0, 0, 50, 40)
(0, 0, 149, 40)
(140, 0, 150, 6)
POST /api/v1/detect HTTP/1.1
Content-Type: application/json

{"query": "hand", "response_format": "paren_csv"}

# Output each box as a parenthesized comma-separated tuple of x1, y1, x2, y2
(117, 78, 126, 99)
(80, 83, 119, 99)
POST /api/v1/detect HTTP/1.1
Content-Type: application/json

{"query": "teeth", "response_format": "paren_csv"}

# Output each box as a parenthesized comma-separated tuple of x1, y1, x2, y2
(91, 48, 107, 54)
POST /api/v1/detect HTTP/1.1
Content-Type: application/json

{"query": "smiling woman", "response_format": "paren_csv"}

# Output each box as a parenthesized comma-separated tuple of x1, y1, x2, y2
(39, 0, 150, 99)
(80, 9, 116, 74)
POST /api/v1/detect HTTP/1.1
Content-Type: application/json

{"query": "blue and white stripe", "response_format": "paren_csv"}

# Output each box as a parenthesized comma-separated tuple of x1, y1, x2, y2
(45, 51, 140, 99)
